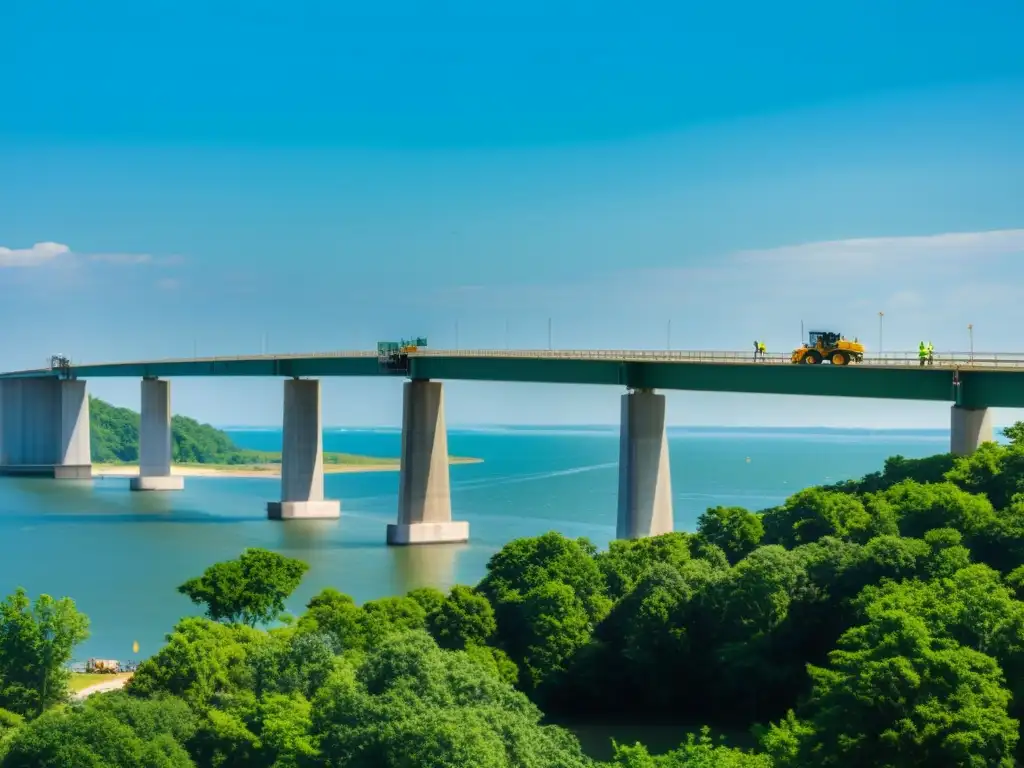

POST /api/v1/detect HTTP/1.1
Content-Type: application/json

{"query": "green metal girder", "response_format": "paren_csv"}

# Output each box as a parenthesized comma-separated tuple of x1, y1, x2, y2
(2, 354, 1022, 407)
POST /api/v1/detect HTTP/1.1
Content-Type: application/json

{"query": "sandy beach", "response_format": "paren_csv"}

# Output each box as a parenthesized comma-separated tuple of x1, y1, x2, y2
(92, 457, 481, 479)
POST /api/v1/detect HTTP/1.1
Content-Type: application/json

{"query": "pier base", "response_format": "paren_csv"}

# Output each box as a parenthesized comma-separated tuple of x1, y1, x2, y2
(267, 500, 341, 520)
(130, 475, 185, 491)
(387, 521, 469, 545)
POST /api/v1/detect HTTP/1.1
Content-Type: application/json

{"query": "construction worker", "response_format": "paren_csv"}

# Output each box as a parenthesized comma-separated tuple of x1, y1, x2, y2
(927, 341, 935, 366)
(918, 341, 928, 367)
(758, 341, 767, 361)
(753, 340, 760, 361)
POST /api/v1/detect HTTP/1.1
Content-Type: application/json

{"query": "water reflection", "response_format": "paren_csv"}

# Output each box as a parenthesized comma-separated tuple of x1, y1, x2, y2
(390, 543, 464, 593)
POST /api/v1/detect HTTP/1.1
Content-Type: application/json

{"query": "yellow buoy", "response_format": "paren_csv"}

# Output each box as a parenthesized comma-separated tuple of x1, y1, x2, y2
(132, 640, 139, 654)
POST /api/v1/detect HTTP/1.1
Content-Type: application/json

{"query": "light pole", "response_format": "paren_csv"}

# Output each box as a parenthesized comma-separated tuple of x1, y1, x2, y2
(968, 323, 974, 362)
(878, 311, 884, 358)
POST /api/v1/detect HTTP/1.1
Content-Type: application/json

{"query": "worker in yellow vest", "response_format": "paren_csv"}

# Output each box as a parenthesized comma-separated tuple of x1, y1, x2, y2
(758, 341, 766, 360)
(927, 341, 934, 366)
(918, 341, 927, 367)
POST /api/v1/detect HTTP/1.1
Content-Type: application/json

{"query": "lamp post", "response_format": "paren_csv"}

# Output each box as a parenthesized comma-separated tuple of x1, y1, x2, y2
(968, 323, 974, 363)
(878, 311, 884, 358)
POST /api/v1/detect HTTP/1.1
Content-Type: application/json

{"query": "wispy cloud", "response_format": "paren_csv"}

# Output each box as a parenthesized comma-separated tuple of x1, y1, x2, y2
(0, 242, 181, 268)
(0, 242, 70, 267)
(155, 277, 181, 291)
(728, 229, 1024, 269)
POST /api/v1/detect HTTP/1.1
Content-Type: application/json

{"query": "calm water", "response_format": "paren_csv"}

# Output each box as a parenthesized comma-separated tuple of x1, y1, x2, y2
(0, 426, 951, 661)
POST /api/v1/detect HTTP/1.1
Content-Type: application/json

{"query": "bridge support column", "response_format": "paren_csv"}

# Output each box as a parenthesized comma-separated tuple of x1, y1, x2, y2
(617, 389, 674, 539)
(387, 380, 469, 545)
(950, 405, 993, 456)
(130, 378, 183, 491)
(0, 378, 92, 479)
(267, 378, 339, 520)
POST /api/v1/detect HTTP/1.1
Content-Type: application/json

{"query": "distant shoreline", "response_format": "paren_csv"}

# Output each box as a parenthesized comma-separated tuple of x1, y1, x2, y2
(93, 457, 482, 479)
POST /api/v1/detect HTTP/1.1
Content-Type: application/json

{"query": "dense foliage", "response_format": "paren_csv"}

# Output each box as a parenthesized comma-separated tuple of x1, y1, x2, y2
(4, 426, 1024, 765)
(89, 396, 262, 465)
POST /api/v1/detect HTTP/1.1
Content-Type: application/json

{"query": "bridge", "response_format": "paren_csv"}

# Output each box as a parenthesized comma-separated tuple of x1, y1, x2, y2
(0, 347, 1019, 546)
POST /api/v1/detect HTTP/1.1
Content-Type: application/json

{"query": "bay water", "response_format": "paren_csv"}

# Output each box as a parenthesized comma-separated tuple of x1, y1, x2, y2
(0, 426, 950, 661)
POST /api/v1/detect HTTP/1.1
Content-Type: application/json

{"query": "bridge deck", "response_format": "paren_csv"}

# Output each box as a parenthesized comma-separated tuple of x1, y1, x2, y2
(2, 349, 1023, 407)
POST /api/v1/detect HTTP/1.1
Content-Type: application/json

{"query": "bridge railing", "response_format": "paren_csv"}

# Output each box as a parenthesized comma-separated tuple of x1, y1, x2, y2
(411, 349, 1024, 367)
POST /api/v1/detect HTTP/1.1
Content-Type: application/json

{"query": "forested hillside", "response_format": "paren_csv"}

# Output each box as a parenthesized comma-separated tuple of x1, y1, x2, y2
(3, 426, 1024, 765)
(89, 396, 263, 464)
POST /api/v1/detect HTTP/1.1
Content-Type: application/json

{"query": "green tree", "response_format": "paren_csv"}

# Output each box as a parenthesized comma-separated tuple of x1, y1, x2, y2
(595, 533, 696, 599)
(428, 585, 497, 650)
(774, 610, 1018, 766)
(697, 506, 764, 564)
(127, 617, 265, 710)
(311, 631, 593, 768)
(0, 588, 89, 717)
(178, 549, 309, 627)
(0, 693, 196, 768)
(610, 727, 772, 767)
(1002, 420, 1024, 446)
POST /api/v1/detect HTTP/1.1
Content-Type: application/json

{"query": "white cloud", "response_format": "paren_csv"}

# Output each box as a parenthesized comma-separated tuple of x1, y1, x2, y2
(0, 242, 71, 267)
(729, 229, 1024, 269)
(0, 242, 178, 268)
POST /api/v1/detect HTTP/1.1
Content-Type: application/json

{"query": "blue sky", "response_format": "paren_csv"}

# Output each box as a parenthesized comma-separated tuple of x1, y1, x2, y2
(3, 0, 1024, 428)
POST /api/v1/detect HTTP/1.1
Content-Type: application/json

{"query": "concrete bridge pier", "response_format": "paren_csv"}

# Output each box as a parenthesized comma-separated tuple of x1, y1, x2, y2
(0, 378, 92, 479)
(617, 388, 674, 539)
(130, 378, 183, 491)
(387, 379, 469, 545)
(267, 378, 340, 520)
(950, 405, 993, 456)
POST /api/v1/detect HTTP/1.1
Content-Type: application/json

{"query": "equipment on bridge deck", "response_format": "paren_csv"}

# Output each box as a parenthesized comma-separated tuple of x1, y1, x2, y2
(377, 337, 428, 375)
(791, 331, 864, 366)
(49, 354, 72, 378)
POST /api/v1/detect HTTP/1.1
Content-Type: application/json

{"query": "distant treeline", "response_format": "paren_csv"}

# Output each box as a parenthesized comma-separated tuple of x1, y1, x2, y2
(89, 396, 276, 465)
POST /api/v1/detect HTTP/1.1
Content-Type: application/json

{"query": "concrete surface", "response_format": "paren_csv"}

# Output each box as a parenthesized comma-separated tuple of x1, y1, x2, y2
(387, 521, 470, 545)
(391, 380, 468, 544)
(617, 389, 674, 539)
(0, 378, 92, 477)
(268, 379, 339, 519)
(130, 475, 186, 491)
(267, 500, 341, 520)
(950, 405, 994, 456)
(133, 378, 181, 491)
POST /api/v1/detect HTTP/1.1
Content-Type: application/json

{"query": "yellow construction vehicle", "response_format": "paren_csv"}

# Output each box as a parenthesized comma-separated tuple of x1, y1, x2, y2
(791, 330, 864, 366)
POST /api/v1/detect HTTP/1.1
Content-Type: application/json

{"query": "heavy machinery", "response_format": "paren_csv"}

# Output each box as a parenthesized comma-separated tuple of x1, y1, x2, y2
(377, 337, 428, 374)
(791, 330, 864, 366)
